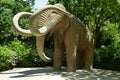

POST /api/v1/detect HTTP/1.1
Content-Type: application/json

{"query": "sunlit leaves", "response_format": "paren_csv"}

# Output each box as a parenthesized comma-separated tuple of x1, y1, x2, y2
(0, 0, 34, 44)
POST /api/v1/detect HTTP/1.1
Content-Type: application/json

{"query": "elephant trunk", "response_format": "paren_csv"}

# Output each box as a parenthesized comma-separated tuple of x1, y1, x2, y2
(35, 13, 62, 62)
(12, 12, 33, 36)
(36, 36, 51, 62)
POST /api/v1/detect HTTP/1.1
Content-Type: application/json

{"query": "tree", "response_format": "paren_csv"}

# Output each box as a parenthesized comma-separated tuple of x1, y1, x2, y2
(0, 0, 34, 45)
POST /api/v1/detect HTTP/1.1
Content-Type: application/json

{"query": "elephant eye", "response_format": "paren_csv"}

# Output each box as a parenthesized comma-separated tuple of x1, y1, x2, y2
(52, 11, 58, 14)
(48, 13, 59, 20)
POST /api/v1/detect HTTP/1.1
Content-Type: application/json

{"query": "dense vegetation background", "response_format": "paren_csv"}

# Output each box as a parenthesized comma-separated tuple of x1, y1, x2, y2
(0, 0, 120, 71)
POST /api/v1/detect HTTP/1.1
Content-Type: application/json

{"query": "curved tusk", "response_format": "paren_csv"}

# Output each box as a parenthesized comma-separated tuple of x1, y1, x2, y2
(38, 26, 47, 33)
(36, 36, 51, 62)
(13, 12, 33, 36)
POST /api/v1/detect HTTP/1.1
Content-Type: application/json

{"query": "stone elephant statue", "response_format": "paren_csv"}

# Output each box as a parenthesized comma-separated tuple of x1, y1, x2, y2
(13, 4, 95, 72)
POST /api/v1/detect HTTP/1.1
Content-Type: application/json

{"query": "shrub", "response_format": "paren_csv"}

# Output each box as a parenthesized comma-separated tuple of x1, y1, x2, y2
(8, 38, 31, 67)
(0, 46, 15, 71)
(94, 34, 120, 71)
(8, 38, 50, 67)
(0, 38, 51, 71)
(93, 23, 120, 71)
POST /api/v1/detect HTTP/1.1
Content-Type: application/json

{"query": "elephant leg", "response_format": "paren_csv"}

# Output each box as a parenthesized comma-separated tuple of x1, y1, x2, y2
(65, 42, 77, 72)
(53, 36, 64, 70)
(64, 34, 77, 71)
(84, 48, 94, 70)
(76, 50, 84, 69)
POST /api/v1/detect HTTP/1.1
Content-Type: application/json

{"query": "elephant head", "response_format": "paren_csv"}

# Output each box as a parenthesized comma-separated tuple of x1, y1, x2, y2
(13, 4, 73, 62)
(29, 4, 73, 36)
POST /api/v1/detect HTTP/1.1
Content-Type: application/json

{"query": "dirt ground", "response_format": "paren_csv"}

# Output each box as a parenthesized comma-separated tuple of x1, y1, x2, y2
(0, 67, 120, 80)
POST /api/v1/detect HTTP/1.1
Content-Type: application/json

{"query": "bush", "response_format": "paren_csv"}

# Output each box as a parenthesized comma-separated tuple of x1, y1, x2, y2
(0, 38, 51, 71)
(93, 23, 120, 71)
(8, 38, 40, 67)
(94, 34, 120, 71)
(0, 46, 15, 71)
(8, 38, 32, 67)
(8, 38, 50, 67)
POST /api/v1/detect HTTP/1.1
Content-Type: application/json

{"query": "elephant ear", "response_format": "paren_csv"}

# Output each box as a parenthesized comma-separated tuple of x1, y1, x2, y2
(29, 4, 73, 36)
(37, 4, 66, 25)
(36, 10, 51, 27)
(36, 4, 66, 28)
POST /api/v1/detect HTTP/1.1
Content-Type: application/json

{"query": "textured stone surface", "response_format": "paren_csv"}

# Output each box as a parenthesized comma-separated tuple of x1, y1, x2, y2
(0, 67, 120, 80)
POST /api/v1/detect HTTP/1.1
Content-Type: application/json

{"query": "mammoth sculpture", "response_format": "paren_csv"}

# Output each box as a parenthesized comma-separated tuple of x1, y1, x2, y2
(13, 4, 95, 72)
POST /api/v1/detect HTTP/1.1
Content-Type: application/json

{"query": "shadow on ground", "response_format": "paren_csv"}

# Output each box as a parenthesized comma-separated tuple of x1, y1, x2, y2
(0, 67, 120, 80)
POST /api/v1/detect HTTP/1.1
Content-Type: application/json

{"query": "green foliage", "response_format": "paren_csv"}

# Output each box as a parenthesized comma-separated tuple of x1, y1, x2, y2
(0, 3, 14, 44)
(7, 38, 47, 67)
(0, 46, 15, 71)
(0, 0, 34, 45)
(94, 23, 120, 71)
(96, 22, 118, 48)
(8, 38, 31, 66)
(0, 0, 36, 71)
(0, 38, 51, 71)
(95, 40, 120, 71)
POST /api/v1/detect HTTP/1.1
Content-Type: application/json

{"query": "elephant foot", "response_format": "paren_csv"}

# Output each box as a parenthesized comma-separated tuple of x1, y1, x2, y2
(76, 65, 84, 69)
(84, 66, 93, 70)
(67, 69, 76, 72)
(53, 66, 62, 71)
(67, 66, 76, 72)
(53, 63, 62, 71)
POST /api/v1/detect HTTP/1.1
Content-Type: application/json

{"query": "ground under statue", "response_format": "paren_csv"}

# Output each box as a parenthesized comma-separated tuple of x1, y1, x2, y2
(13, 3, 95, 72)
